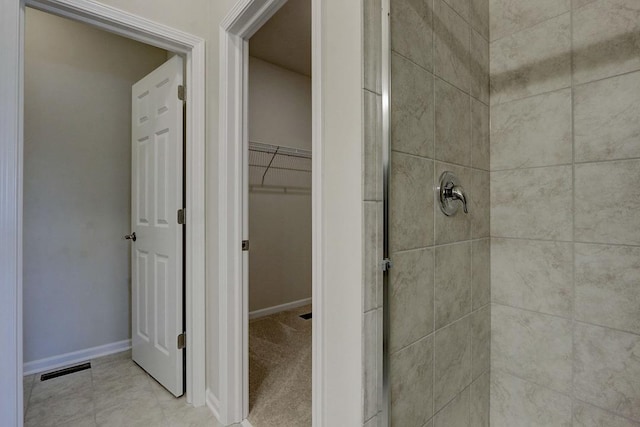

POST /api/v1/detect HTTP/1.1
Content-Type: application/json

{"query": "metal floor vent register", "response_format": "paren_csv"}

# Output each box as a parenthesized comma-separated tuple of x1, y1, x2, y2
(40, 362, 91, 381)
(299, 312, 312, 320)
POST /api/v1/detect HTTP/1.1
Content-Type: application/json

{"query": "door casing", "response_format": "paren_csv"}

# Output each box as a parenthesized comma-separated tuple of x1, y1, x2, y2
(0, 1, 206, 424)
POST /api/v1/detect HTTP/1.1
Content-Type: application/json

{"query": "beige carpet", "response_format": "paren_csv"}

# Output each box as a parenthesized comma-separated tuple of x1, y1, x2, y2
(248, 304, 312, 427)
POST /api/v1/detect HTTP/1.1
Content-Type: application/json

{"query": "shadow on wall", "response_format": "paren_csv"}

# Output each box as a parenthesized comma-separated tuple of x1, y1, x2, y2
(491, 28, 640, 99)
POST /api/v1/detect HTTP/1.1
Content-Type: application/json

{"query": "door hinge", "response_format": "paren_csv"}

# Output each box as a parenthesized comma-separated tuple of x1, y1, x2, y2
(178, 85, 185, 101)
(381, 258, 393, 272)
(177, 333, 186, 350)
(177, 208, 186, 225)
(242, 240, 250, 251)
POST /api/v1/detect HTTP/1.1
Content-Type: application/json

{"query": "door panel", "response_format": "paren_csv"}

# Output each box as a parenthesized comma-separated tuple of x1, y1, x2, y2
(131, 55, 184, 397)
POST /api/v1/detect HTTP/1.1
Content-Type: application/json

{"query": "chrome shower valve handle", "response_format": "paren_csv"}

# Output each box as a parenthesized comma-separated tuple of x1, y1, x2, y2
(438, 171, 469, 216)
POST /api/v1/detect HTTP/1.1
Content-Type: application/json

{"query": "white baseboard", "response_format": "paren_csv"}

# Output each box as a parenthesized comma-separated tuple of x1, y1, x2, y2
(23, 339, 131, 375)
(248, 297, 312, 320)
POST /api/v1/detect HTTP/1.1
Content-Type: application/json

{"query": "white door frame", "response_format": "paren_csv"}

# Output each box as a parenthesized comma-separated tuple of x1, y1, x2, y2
(0, 1, 206, 424)
(218, 0, 323, 424)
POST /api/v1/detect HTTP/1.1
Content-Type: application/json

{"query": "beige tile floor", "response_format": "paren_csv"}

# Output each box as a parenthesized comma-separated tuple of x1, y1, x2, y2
(23, 351, 226, 427)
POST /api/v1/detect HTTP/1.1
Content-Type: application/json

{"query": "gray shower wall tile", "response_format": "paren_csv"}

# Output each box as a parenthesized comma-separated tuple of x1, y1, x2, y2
(489, 0, 570, 41)
(574, 70, 640, 163)
(490, 13, 571, 105)
(391, 53, 435, 158)
(470, 0, 489, 40)
(391, 0, 434, 72)
(391, 335, 434, 427)
(491, 166, 573, 240)
(364, 0, 382, 94)
(435, 78, 471, 167)
(490, 371, 573, 427)
(490, 89, 572, 170)
(364, 201, 383, 312)
(573, 0, 640, 85)
(363, 308, 382, 421)
(434, 316, 472, 412)
(470, 372, 490, 427)
(575, 160, 640, 246)
(389, 248, 435, 353)
(469, 168, 489, 239)
(471, 239, 490, 309)
(390, 152, 435, 251)
(364, 91, 383, 202)
(434, 387, 470, 427)
(574, 322, 640, 422)
(470, 29, 489, 104)
(492, 304, 573, 393)
(435, 162, 471, 244)
(471, 304, 490, 379)
(471, 98, 489, 171)
(491, 238, 573, 317)
(435, 242, 472, 329)
(573, 401, 640, 427)
(434, 0, 471, 93)
(575, 243, 640, 335)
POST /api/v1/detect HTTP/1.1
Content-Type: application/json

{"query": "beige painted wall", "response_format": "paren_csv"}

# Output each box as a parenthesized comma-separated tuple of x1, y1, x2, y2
(23, 8, 168, 363)
(248, 56, 312, 313)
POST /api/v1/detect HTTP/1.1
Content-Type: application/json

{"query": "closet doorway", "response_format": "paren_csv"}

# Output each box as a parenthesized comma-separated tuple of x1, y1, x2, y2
(245, 1, 312, 425)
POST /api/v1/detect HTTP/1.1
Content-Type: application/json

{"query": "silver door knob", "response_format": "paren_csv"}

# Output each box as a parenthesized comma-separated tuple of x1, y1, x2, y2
(438, 171, 469, 216)
(124, 232, 136, 242)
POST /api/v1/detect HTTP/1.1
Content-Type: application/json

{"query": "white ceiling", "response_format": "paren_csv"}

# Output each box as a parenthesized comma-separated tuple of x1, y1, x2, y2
(249, 0, 311, 77)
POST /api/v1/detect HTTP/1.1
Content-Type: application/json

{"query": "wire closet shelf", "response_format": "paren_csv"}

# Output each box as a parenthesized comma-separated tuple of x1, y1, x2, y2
(248, 141, 312, 193)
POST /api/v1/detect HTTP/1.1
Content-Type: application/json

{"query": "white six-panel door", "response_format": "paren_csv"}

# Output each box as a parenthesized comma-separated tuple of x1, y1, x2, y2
(131, 55, 184, 397)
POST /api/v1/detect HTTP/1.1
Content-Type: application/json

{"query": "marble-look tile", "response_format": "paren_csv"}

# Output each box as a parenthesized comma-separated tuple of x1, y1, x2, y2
(471, 305, 490, 379)
(444, 0, 469, 20)
(492, 304, 573, 393)
(435, 163, 471, 244)
(470, 0, 489, 40)
(364, 91, 382, 202)
(435, 242, 472, 329)
(471, 239, 490, 309)
(491, 89, 572, 170)
(469, 168, 489, 239)
(490, 13, 571, 105)
(574, 401, 640, 427)
(391, 0, 434, 71)
(390, 152, 435, 251)
(391, 335, 434, 427)
(490, 371, 572, 427)
(489, 0, 570, 41)
(434, 316, 471, 412)
(364, 415, 381, 427)
(391, 52, 435, 158)
(95, 393, 165, 427)
(389, 248, 435, 353)
(575, 160, 640, 245)
(26, 413, 97, 427)
(470, 372, 490, 427)
(23, 374, 35, 414)
(470, 29, 489, 104)
(575, 243, 640, 335)
(364, 201, 383, 312)
(434, 0, 471, 92)
(93, 369, 153, 412)
(364, 0, 382, 94)
(164, 404, 218, 427)
(492, 238, 573, 317)
(471, 98, 489, 171)
(29, 370, 92, 405)
(575, 71, 640, 162)
(491, 166, 573, 240)
(573, 0, 597, 8)
(574, 322, 640, 421)
(434, 387, 470, 427)
(26, 383, 94, 427)
(435, 79, 471, 166)
(363, 309, 381, 421)
(573, 0, 640, 85)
